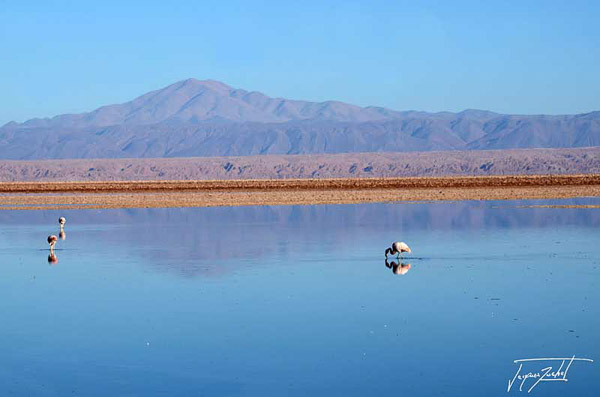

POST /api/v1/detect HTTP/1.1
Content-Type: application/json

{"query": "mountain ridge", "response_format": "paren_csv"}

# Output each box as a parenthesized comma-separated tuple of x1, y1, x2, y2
(1, 78, 599, 160)
(10, 78, 408, 128)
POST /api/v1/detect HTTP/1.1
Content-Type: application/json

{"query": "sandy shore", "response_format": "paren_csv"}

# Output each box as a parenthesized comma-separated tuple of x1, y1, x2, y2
(1, 175, 599, 210)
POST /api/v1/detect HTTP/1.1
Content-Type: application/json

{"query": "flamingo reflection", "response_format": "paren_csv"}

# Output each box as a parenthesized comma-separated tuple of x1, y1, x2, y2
(47, 253, 58, 265)
(385, 259, 411, 275)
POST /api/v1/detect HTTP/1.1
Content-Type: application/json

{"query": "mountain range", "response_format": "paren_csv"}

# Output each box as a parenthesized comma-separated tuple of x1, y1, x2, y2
(1, 78, 599, 159)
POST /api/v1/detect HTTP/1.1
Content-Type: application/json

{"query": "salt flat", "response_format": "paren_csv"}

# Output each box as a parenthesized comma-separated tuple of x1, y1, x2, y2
(1, 174, 599, 210)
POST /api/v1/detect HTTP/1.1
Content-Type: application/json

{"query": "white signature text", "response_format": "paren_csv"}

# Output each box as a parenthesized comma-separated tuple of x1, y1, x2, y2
(507, 356, 593, 393)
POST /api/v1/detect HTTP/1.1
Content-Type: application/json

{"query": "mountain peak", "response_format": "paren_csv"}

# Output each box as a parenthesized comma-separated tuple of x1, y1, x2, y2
(1, 120, 18, 128)
(11, 79, 409, 129)
(458, 109, 499, 118)
(177, 78, 232, 91)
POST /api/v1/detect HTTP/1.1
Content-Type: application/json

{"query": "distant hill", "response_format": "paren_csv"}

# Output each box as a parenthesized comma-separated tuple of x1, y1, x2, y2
(1, 148, 598, 182)
(1, 79, 599, 160)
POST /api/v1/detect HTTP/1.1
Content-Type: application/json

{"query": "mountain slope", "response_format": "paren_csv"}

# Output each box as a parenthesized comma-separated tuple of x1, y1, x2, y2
(1, 79, 599, 160)
(14, 79, 403, 129)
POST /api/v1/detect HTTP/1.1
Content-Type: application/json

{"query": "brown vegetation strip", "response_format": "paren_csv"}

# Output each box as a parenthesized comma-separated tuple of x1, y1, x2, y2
(0, 175, 599, 210)
(1, 174, 600, 194)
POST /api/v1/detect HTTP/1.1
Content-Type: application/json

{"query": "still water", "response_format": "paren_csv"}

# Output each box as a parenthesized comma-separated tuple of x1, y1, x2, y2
(0, 199, 598, 396)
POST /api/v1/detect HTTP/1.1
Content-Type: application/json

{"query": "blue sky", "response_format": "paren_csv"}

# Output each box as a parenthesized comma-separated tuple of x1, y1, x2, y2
(1, 0, 599, 124)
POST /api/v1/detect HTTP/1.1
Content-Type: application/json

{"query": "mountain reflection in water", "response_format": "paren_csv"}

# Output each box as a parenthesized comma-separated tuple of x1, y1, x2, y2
(0, 198, 598, 278)
(0, 198, 599, 397)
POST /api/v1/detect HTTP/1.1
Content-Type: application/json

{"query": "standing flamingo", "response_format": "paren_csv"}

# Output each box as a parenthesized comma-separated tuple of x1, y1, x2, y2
(48, 235, 58, 251)
(58, 217, 67, 239)
(385, 241, 411, 258)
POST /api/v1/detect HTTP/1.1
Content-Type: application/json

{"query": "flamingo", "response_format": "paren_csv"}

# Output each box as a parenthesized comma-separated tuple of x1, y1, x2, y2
(47, 235, 58, 251)
(58, 217, 66, 239)
(385, 241, 411, 258)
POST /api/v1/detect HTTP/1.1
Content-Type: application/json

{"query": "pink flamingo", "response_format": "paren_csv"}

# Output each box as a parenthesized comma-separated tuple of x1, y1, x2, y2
(385, 241, 411, 259)
(47, 235, 58, 251)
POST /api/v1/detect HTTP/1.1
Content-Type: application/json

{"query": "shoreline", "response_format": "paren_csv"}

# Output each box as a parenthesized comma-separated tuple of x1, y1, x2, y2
(1, 175, 599, 210)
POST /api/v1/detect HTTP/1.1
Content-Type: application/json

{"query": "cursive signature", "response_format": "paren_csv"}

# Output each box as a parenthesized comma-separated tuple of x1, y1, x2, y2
(507, 356, 593, 393)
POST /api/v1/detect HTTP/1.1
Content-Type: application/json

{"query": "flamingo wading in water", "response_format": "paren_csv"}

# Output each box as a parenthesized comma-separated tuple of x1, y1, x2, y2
(385, 241, 411, 259)
(48, 235, 58, 251)
(58, 217, 67, 239)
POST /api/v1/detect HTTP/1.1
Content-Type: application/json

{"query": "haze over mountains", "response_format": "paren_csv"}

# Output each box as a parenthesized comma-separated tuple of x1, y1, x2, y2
(1, 78, 599, 160)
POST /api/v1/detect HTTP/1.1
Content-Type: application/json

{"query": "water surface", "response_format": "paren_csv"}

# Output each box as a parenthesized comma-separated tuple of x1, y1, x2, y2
(0, 199, 598, 396)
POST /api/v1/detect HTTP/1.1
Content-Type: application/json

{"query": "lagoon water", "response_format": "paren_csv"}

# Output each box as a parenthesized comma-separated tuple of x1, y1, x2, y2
(0, 199, 599, 396)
